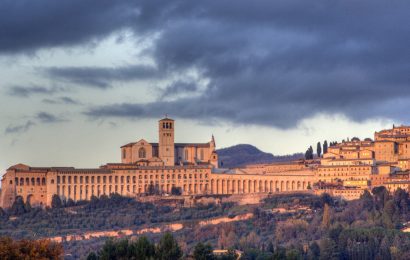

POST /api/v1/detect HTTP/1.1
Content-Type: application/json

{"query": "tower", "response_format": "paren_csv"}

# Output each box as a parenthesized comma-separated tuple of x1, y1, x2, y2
(159, 117, 175, 166)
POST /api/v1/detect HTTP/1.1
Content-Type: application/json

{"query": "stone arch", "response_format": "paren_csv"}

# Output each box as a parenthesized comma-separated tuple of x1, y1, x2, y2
(138, 147, 146, 158)
(280, 181, 284, 192)
(292, 181, 295, 191)
(222, 179, 226, 194)
(216, 179, 220, 194)
(26, 194, 34, 205)
(248, 180, 252, 193)
(297, 181, 301, 190)
(270, 181, 273, 192)
(286, 181, 290, 191)
(265, 180, 268, 192)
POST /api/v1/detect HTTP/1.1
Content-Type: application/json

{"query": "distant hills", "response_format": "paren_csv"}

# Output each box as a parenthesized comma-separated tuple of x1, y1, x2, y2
(216, 144, 303, 168)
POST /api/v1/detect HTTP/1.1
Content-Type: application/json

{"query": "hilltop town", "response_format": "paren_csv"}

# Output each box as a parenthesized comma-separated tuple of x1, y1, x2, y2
(1, 118, 410, 209)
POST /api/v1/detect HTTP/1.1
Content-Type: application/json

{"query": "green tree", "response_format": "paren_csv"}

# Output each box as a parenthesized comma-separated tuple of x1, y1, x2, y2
(322, 203, 331, 228)
(193, 242, 215, 260)
(86, 252, 98, 260)
(51, 194, 62, 208)
(308, 242, 320, 260)
(317, 142, 322, 158)
(171, 186, 182, 196)
(156, 232, 182, 260)
(9, 196, 26, 215)
(323, 141, 328, 154)
(319, 238, 338, 260)
(132, 236, 155, 259)
(360, 190, 374, 210)
(372, 186, 389, 210)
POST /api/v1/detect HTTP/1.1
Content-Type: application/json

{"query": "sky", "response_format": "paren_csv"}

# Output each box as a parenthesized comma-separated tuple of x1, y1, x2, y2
(1, 0, 409, 171)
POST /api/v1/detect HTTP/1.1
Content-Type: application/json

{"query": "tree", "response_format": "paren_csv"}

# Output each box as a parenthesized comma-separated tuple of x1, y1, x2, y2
(171, 186, 182, 196)
(86, 252, 98, 260)
(305, 146, 314, 160)
(0, 237, 63, 259)
(322, 203, 331, 229)
(51, 194, 62, 208)
(320, 238, 338, 260)
(193, 242, 215, 260)
(156, 232, 182, 260)
(360, 190, 374, 210)
(132, 236, 155, 259)
(372, 186, 389, 210)
(9, 196, 26, 215)
(308, 242, 321, 260)
(317, 142, 322, 158)
(323, 140, 328, 154)
(66, 198, 75, 207)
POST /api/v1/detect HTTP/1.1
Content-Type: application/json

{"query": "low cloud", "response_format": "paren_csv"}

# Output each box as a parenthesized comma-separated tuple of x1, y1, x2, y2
(43, 64, 161, 89)
(42, 96, 81, 105)
(36, 112, 68, 123)
(5, 121, 36, 134)
(7, 85, 57, 97)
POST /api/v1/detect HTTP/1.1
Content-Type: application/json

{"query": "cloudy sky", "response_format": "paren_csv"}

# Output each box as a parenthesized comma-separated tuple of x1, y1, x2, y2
(1, 0, 409, 171)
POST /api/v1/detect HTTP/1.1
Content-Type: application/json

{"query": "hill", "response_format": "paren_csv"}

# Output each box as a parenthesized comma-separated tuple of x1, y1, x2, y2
(216, 144, 303, 168)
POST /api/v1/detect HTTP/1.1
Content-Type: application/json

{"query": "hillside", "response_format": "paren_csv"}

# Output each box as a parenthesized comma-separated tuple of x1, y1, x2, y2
(216, 144, 303, 168)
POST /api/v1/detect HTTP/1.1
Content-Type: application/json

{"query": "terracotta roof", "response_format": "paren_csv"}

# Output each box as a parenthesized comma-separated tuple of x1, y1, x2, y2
(159, 117, 174, 121)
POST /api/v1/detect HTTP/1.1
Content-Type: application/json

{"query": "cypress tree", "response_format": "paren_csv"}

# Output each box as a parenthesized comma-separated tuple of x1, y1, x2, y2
(323, 140, 328, 154)
(317, 142, 322, 158)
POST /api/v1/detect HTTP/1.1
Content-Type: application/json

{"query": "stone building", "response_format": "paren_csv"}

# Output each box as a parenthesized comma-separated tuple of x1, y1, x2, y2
(0, 118, 316, 208)
(2, 120, 410, 208)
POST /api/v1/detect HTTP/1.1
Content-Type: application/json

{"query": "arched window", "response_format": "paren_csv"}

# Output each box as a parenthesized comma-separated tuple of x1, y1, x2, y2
(139, 147, 146, 158)
(185, 149, 188, 161)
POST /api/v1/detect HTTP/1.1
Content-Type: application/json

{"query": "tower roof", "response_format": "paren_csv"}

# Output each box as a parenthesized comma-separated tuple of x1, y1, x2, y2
(159, 117, 174, 121)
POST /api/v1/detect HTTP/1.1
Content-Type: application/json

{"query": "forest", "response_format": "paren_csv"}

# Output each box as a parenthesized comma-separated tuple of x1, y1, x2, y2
(1, 187, 410, 259)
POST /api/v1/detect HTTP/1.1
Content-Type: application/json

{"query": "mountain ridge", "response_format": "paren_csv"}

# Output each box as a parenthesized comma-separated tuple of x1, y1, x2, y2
(216, 144, 303, 168)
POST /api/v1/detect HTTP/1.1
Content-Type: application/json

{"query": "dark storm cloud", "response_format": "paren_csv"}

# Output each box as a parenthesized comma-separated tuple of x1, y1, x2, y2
(7, 86, 58, 97)
(3, 0, 410, 127)
(160, 80, 199, 99)
(5, 121, 36, 134)
(0, 0, 140, 54)
(44, 65, 161, 89)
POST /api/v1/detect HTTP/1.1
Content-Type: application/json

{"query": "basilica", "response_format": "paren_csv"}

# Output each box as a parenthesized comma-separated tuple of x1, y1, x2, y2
(1, 118, 410, 208)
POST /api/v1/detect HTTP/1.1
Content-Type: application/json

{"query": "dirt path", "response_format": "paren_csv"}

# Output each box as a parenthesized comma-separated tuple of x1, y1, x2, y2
(47, 213, 253, 243)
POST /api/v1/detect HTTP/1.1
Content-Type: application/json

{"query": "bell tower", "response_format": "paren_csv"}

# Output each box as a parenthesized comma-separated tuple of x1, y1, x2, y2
(159, 117, 175, 166)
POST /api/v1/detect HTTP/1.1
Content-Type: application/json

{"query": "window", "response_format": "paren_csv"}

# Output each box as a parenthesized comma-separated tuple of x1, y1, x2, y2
(185, 149, 188, 160)
(139, 147, 146, 158)
(200, 149, 204, 160)
(122, 149, 126, 159)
